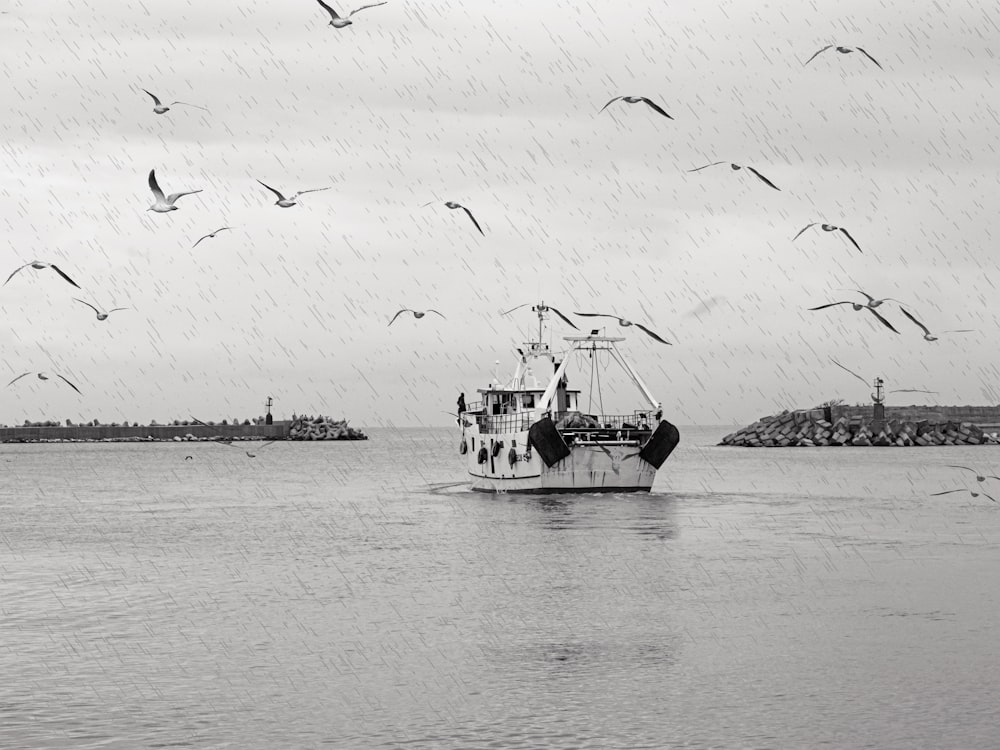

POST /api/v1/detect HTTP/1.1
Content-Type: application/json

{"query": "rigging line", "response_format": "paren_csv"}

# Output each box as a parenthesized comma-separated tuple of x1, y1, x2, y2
(596, 348, 604, 416)
(588, 344, 595, 413)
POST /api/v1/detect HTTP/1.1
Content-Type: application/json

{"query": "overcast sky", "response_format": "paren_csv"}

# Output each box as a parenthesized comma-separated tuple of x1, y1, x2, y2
(1, 0, 998, 428)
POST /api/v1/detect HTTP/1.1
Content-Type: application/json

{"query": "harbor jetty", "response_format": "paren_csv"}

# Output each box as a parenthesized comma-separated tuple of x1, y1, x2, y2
(721, 405, 1000, 447)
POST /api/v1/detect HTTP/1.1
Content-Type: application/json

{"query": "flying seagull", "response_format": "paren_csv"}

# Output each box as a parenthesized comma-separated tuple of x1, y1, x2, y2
(313, 0, 387, 28)
(148, 169, 202, 213)
(831, 360, 936, 395)
(388, 308, 445, 327)
(792, 223, 863, 253)
(141, 89, 209, 115)
(599, 96, 673, 120)
(73, 298, 128, 321)
(257, 180, 330, 208)
(838, 289, 906, 309)
(808, 300, 900, 333)
(423, 201, 485, 235)
(688, 162, 780, 191)
(931, 488, 997, 503)
(899, 308, 974, 342)
(573, 312, 672, 345)
(4, 261, 80, 289)
(944, 466, 1000, 484)
(192, 227, 234, 248)
(501, 303, 579, 330)
(803, 45, 883, 69)
(7, 372, 82, 394)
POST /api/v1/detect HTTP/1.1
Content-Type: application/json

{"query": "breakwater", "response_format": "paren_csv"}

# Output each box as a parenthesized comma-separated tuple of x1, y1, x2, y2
(288, 416, 367, 440)
(721, 409, 1000, 447)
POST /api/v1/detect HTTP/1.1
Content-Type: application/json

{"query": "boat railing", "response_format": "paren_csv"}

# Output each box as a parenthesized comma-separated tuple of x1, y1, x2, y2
(552, 411, 652, 431)
(463, 400, 484, 414)
(476, 413, 532, 434)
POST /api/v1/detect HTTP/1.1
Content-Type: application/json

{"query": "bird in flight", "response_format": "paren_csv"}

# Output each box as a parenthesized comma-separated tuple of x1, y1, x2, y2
(899, 308, 974, 342)
(141, 89, 209, 116)
(808, 300, 899, 333)
(944, 466, 1000, 484)
(257, 180, 330, 208)
(838, 289, 906, 310)
(931, 488, 997, 503)
(8, 372, 82, 394)
(388, 308, 445, 327)
(599, 96, 673, 120)
(4, 261, 80, 289)
(501, 303, 579, 330)
(423, 201, 485, 235)
(688, 162, 780, 191)
(831, 360, 936, 395)
(148, 169, 202, 213)
(313, 0, 387, 28)
(573, 312, 672, 345)
(792, 223, 862, 253)
(192, 227, 234, 248)
(73, 298, 128, 321)
(803, 45, 883, 69)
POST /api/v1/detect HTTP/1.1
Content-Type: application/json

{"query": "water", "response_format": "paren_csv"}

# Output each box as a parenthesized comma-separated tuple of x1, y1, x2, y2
(1, 426, 998, 749)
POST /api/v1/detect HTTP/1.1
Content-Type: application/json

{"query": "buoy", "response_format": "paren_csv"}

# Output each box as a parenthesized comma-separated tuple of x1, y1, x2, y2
(508, 447, 517, 468)
(459, 438, 468, 455)
(491, 440, 503, 458)
(477, 446, 488, 464)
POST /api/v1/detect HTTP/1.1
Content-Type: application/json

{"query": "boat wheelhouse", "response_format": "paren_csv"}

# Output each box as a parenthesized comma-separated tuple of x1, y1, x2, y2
(457, 304, 679, 493)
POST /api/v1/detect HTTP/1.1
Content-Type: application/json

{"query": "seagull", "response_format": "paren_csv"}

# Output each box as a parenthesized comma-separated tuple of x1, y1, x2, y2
(831, 360, 936, 395)
(839, 289, 906, 309)
(792, 223, 863, 253)
(803, 45, 883, 69)
(388, 308, 446, 327)
(944, 466, 1000, 484)
(423, 201, 485, 235)
(141, 89, 209, 116)
(808, 300, 900, 333)
(73, 298, 128, 321)
(313, 0, 387, 28)
(192, 227, 234, 248)
(931, 488, 997, 503)
(899, 308, 974, 342)
(573, 312, 671, 345)
(257, 180, 330, 208)
(599, 96, 674, 120)
(8, 372, 82, 394)
(245, 441, 276, 458)
(688, 161, 780, 191)
(147, 169, 202, 213)
(501, 303, 579, 330)
(4, 261, 80, 289)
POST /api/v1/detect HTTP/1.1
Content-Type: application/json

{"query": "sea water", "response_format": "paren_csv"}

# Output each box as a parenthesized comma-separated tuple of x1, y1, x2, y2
(1, 426, 998, 749)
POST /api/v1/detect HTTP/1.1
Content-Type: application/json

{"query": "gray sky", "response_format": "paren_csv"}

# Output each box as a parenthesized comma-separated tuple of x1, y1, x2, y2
(2, 0, 999, 427)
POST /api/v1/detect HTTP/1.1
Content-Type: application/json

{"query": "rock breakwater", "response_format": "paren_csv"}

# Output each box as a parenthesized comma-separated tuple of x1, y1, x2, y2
(288, 415, 367, 441)
(721, 409, 1000, 447)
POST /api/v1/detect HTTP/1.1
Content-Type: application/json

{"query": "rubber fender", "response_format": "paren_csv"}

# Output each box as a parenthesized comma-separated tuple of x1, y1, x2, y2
(477, 446, 488, 465)
(491, 440, 503, 458)
(459, 438, 468, 455)
(527, 416, 571, 468)
(508, 447, 517, 468)
(639, 420, 680, 469)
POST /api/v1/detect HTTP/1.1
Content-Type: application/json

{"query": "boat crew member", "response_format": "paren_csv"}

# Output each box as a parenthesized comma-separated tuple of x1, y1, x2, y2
(457, 392, 466, 414)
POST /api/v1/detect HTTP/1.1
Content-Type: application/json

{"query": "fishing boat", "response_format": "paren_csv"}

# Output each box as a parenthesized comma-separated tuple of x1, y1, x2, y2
(457, 303, 680, 493)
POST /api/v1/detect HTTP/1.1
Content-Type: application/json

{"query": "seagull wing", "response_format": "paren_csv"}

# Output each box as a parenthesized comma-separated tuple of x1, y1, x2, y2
(3, 263, 30, 286)
(930, 489, 966, 497)
(148, 169, 166, 201)
(850, 289, 875, 304)
(634, 323, 672, 345)
(315, 0, 341, 20)
(55, 374, 82, 394)
(295, 187, 331, 196)
(791, 223, 817, 241)
(459, 206, 485, 235)
(867, 307, 900, 334)
(838, 227, 863, 253)
(899, 308, 931, 336)
(831, 359, 870, 387)
(944, 465, 977, 474)
(49, 265, 80, 289)
(807, 301, 853, 310)
(855, 47, 883, 69)
(349, 1, 387, 16)
(256, 180, 287, 201)
(803, 45, 833, 66)
(141, 88, 162, 106)
(746, 166, 781, 191)
(688, 161, 726, 173)
(546, 306, 580, 330)
(943, 329, 976, 334)
(891, 388, 938, 394)
(573, 312, 619, 320)
(387, 309, 410, 327)
(73, 298, 100, 314)
(500, 303, 529, 316)
(639, 98, 674, 119)
(192, 234, 211, 248)
(7, 372, 31, 387)
(427, 309, 446, 319)
(170, 101, 210, 112)
(983, 493, 998, 503)
(599, 96, 624, 113)
(166, 190, 203, 204)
